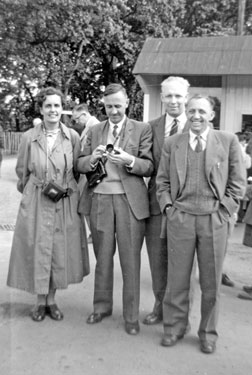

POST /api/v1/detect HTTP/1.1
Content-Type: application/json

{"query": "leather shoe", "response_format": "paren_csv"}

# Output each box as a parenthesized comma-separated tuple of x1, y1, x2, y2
(161, 333, 184, 347)
(243, 285, 252, 293)
(31, 305, 46, 322)
(46, 304, 64, 321)
(200, 340, 216, 354)
(86, 310, 112, 324)
(143, 312, 162, 325)
(237, 291, 252, 300)
(125, 321, 140, 335)
(222, 273, 234, 287)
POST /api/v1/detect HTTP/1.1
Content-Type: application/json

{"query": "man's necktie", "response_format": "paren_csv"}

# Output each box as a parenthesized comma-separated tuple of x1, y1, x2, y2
(195, 135, 203, 152)
(169, 119, 178, 136)
(112, 124, 118, 138)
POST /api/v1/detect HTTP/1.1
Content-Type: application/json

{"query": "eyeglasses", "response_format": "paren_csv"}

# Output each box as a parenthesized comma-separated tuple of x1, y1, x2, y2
(71, 112, 86, 125)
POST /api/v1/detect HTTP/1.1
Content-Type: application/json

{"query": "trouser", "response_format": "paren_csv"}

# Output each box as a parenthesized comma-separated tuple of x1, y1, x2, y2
(90, 193, 145, 323)
(146, 213, 196, 318)
(145, 214, 167, 317)
(163, 208, 228, 342)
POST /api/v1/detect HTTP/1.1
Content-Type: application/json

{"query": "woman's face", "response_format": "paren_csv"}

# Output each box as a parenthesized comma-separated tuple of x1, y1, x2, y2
(40, 94, 63, 127)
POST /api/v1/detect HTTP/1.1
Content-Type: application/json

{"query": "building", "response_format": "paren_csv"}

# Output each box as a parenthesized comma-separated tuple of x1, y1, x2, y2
(133, 35, 252, 133)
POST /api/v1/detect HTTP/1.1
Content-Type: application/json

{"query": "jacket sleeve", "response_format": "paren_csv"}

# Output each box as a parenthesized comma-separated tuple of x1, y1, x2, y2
(15, 132, 31, 193)
(126, 123, 154, 178)
(69, 129, 81, 182)
(156, 139, 173, 213)
(220, 135, 247, 216)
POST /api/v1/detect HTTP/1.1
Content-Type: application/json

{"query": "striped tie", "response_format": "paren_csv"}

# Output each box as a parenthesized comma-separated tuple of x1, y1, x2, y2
(195, 135, 203, 152)
(170, 119, 178, 136)
(112, 125, 118, 138)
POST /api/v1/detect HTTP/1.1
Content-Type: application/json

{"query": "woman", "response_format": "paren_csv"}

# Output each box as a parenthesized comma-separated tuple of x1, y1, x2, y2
(7, 87, 89, 321)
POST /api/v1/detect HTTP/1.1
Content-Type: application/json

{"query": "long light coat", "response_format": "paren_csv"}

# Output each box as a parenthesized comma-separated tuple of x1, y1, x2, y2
(7, 123, 89, 294)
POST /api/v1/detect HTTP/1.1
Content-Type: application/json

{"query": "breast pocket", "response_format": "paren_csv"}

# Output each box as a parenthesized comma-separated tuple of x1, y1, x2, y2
(125, 144, 138, 156)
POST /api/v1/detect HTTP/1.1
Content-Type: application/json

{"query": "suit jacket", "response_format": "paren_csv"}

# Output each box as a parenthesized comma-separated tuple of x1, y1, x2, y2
(147, 114, 189, 215)
(77, 117, 154, 220)
(156, 127, 247, 217)
(147, 115, 166, 215)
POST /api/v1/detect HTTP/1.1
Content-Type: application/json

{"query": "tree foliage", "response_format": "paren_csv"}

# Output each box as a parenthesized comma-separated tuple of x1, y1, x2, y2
(0, 0, 251, 130)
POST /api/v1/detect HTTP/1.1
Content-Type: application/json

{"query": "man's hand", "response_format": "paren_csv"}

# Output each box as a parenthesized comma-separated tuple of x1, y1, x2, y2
(90, 145, 106, 165)
(106, 147, 134, 166)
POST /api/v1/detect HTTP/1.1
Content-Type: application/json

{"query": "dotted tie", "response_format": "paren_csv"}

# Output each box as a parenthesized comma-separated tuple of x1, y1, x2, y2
(112, 125, 118, 138)
(169, 119, 178, 136)
(195, 135, 203, 152)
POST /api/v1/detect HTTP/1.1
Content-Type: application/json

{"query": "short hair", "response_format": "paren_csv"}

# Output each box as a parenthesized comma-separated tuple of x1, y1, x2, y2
(103, 83, 127, 98)
(73, 103, 90, 113)
(235, 132, 246, 142)
(161, 76, 190, 92)
(187, 94, 215, 110)
(36, 87, 65, 108)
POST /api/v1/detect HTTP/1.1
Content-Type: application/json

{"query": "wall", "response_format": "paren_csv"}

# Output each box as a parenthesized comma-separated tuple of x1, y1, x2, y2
(221, 75, 252, 133)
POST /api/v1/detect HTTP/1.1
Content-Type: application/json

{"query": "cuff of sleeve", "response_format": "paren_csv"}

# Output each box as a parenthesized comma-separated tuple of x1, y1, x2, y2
(126, 156, 135, 168)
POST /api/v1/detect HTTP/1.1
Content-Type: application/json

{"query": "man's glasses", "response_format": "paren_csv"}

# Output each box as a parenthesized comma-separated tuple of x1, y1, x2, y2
(71, 112, 86, 125)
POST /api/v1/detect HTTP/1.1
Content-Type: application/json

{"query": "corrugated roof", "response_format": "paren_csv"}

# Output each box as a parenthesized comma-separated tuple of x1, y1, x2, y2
(133, 36, 252, 75)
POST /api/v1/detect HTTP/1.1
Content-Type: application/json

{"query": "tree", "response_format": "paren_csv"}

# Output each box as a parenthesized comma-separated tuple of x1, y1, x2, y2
(0, 0, 251, 130)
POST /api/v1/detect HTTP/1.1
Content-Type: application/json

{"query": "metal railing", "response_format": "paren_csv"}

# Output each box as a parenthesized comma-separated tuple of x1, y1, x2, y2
(3, 132, 23, 154)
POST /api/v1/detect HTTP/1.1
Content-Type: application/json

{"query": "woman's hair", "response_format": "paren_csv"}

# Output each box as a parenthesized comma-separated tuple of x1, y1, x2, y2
(36, 87, 65, 108)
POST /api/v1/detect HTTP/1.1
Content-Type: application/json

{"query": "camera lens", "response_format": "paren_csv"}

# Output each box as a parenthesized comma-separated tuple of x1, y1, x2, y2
(106, 144, 114, 153)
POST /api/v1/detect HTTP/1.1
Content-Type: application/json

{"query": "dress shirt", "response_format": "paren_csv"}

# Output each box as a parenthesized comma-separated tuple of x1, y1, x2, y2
(108, 115, 126, 145)
(108, 115, 135, 167)
(189, 127, 210, 151)
(164, 112, 187, 138)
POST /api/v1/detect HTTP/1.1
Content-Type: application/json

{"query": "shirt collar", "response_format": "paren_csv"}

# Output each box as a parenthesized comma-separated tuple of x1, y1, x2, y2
(166, 112, 187, 126)
(109, 115, 126, 132)
(189, 126, 210, 142)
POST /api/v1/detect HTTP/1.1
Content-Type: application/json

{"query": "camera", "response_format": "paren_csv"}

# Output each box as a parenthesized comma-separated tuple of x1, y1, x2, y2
(42, 180, 72, 202)
(106, 144, 120, 154)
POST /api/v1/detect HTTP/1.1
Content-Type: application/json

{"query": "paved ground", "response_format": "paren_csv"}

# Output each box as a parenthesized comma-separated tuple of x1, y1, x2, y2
(1, 155, 252, 375)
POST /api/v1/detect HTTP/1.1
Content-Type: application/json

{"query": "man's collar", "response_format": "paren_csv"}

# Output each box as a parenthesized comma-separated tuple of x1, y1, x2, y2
(166, 112, 187, 124)
(189, 126, 210, 141)
(109, 115, 127, 128)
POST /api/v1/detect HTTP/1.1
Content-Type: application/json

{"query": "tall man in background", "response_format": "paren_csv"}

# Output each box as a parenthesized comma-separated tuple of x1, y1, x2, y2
(144, 76, 190, 325)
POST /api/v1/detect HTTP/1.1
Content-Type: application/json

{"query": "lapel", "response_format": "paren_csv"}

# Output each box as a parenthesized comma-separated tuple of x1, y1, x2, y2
(119, 117, 134, 149)
(205, 128, 225, 178)
(174, 133, 189, 190)
(97, 120, 109, 146)
(153, 115, 166, 151)
(32, 123, 47, 154)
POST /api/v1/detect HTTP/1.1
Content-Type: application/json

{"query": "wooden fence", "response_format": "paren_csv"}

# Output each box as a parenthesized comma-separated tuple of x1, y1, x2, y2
(3, 132, 23, 155)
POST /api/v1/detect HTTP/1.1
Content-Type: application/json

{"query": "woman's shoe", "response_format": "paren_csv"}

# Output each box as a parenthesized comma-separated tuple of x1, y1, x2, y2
(31, 305, 46, 322)
(46, 304, 64, 321)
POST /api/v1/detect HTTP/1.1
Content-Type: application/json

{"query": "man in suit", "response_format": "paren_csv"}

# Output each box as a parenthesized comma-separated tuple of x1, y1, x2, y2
(77, 83, 153, 335)
(144, 76, 190, 325)
(156, 94, 246, 353)
(71, 103, 99, 147)
(72, 103, 99, 243)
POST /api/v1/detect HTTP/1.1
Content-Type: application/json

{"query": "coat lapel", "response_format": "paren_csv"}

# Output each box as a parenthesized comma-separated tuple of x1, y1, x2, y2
(153, 115, 166, 151)
(97, 120, 109, 146)
(174, 133, 189, 191)
(119, 118, 134, 149)
(205, 129, 225, 178)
